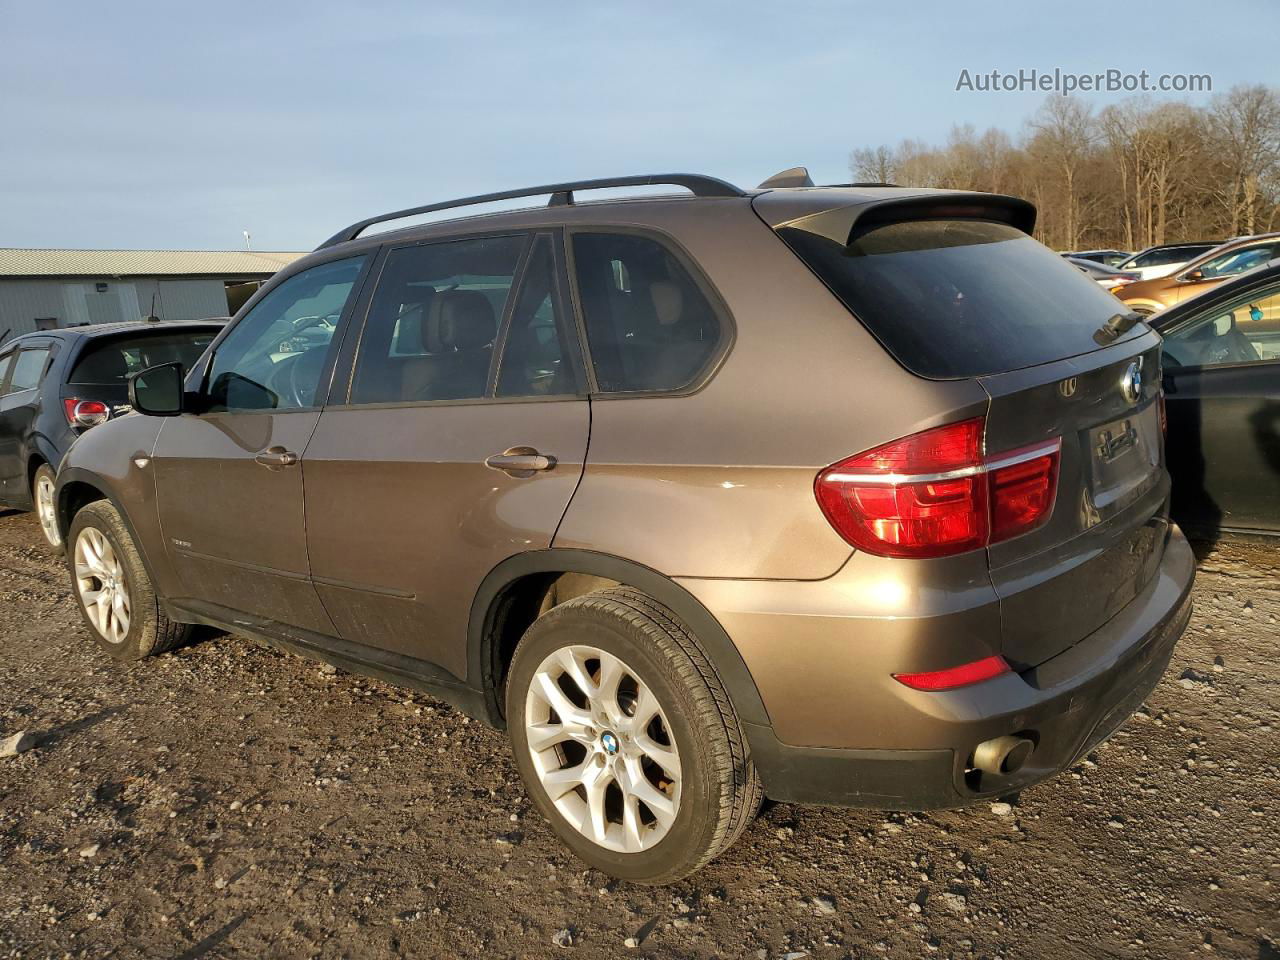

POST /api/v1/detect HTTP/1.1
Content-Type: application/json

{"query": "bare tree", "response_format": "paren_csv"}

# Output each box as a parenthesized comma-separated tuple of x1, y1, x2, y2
(1207, 85, 1280, 235)
(849, 145, 896, 183)
(848, 87, 1280, 250)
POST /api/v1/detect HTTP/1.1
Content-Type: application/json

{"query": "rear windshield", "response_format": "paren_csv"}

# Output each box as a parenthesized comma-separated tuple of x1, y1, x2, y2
(779, 218, 1147, 379)
(68, 328, 219, 385)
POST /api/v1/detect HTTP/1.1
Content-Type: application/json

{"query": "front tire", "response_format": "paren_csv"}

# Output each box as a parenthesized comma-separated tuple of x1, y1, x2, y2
(67, 500, 191, 660)
(32, 464, 61, 550)
(506, 587, 762, 884)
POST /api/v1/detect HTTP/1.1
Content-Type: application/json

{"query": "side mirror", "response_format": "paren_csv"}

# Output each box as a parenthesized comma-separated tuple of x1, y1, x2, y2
(128, 362, 185, 416)
(1182, 269, 1205, 282)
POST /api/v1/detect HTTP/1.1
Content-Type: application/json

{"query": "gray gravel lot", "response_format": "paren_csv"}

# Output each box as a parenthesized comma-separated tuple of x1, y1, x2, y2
(0, 509, 1276, 960)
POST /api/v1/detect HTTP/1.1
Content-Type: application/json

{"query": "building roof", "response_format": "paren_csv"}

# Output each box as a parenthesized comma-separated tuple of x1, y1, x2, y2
(0, 248, 306, 278)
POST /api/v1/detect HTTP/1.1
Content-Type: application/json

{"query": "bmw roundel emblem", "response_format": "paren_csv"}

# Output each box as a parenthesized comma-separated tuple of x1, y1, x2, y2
(1120, 359, 1143, 405)
(601, 732, 620, 755)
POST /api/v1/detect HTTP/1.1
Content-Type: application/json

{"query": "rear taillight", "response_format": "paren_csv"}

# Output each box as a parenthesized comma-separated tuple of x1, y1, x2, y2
(815, 419, 1061, 559)
(63, 398, 111, 428)
(988, 443, 1060, 542)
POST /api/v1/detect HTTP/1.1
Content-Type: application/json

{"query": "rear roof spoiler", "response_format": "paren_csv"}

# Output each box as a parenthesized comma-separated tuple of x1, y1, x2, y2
(851, 194, 1036, 236)
(769, 192, 1038, 244)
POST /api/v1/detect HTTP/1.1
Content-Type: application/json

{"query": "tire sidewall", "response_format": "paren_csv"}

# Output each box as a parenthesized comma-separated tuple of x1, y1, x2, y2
(506, 599, 726, 883)
(67, 504, 150, 660)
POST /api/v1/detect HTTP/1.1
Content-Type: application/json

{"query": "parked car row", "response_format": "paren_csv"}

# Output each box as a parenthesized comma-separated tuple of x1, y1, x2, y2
(1118, 233, 1280, 315)
(1064, 235, 1280, 315)
(0, 172, 1214, 883)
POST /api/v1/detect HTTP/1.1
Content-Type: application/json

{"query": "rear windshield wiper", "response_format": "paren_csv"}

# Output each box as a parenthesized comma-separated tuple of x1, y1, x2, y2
(1093, 311, 1145, 346)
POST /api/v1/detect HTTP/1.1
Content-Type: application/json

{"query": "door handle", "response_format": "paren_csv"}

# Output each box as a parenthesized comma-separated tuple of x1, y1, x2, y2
(255, 446, 299, 467)
(485, 447, 556, 476)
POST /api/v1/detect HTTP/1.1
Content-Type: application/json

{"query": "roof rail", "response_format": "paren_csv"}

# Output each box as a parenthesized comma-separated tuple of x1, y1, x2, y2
(316, 174, 745, 249)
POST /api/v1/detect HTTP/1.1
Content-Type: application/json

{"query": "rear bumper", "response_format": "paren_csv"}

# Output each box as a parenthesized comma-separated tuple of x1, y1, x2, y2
(694, 525, 1195, 809)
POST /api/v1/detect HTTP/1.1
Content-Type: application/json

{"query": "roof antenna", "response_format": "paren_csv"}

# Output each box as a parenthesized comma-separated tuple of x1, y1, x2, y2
(758, 166, 815, 189)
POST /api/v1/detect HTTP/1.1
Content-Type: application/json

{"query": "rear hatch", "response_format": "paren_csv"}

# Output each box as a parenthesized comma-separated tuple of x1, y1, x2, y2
(978, 342, 1165, 668)
(763, 192, 1167, 668)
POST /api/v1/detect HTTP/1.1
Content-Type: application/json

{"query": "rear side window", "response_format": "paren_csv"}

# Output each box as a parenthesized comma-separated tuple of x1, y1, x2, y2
(1194, 244, 1277, 279)
(1129, 246, 1209, 268)
(779, 218, 1146, 379)
(68, 330, 219, 385)
(350, 235, 525, 404)
(571, 232, 723, 393)
(6, 348, 52, 394)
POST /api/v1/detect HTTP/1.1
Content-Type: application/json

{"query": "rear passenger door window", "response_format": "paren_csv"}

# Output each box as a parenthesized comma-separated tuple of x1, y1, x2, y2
(350, 235, 526, 404)
(6, 348, 52, 395)
(570, 232, 725, 393)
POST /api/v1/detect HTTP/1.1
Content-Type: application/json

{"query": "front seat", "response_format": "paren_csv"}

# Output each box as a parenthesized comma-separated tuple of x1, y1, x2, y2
(401, 290, 497, 401)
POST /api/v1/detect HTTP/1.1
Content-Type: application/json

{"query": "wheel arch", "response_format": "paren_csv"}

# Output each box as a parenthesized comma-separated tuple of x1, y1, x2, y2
(468, 549, 771, 731)
(54, 467, 165, 590)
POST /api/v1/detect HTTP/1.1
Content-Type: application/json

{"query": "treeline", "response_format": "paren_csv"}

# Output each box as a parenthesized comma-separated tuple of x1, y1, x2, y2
(849, 85, 1280, 252)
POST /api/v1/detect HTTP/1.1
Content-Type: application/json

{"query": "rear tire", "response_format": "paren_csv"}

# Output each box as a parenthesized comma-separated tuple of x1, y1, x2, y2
(32, 464, 61, 550)
(67, 500, 191, 660)
(506, 586, 762, 884)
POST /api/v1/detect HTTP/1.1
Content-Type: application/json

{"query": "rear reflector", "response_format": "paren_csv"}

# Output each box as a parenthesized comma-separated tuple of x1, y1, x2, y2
(893, 655, 1011, 691)
(815, 419, 1060, 558)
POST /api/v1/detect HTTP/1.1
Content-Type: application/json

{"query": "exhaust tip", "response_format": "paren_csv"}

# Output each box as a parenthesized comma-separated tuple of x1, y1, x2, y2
(973, 735, 1034, 776)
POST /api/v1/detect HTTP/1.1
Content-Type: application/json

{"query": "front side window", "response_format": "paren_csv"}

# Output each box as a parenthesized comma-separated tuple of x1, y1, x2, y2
(0, 351, 15, 393)
(1163, 284, 1280, 367)
(1194, 245, 1276, 280)
(571, 232, 723, 393)
(204, 256, 366, 413)
(350, 235, 524, 404)
(7, 348, 52, 394)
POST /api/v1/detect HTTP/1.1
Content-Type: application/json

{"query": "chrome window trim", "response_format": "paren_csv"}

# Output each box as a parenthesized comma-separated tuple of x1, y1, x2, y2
(825, 439, 1062, 486)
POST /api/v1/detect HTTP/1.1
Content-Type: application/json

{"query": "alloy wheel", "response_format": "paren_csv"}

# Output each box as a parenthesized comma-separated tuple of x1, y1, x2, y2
(74, 527, 131, 643)
(35, 474, 61, 548)
(524, 645, 681, 853)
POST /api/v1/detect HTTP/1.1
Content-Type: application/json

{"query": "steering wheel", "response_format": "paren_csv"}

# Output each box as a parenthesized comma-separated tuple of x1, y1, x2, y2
(286, 347, 329, 407)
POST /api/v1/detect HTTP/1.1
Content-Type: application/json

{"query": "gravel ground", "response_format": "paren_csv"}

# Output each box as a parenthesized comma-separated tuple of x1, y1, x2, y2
(0, 508, 1277, 960)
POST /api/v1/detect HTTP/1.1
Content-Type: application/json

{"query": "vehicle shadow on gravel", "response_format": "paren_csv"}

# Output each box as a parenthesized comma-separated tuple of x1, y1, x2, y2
(37, 706, 122, 749)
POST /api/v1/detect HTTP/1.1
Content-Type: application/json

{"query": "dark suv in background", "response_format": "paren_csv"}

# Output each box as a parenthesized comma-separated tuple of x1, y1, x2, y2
(0, 320, 222, 547)
(54, 171, 1193, 883)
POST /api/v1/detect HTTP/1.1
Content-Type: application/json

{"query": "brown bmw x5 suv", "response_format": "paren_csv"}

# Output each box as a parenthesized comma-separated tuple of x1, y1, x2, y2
(55, 170, 1194, 883)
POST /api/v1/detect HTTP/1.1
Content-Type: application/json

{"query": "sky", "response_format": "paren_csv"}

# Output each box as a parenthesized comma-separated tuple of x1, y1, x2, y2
(2, 0, 1275, 251)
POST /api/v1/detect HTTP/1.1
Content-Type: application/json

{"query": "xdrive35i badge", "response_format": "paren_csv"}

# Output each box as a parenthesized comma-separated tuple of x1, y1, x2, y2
(1120, 358, 1143, 405)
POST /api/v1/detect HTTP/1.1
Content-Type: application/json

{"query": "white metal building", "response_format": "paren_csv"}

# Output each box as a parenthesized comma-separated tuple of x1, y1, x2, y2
(0, 249, 306, 345)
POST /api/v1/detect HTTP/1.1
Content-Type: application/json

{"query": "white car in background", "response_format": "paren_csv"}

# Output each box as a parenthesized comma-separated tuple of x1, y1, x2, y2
(1118, 242, 1220, 281)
